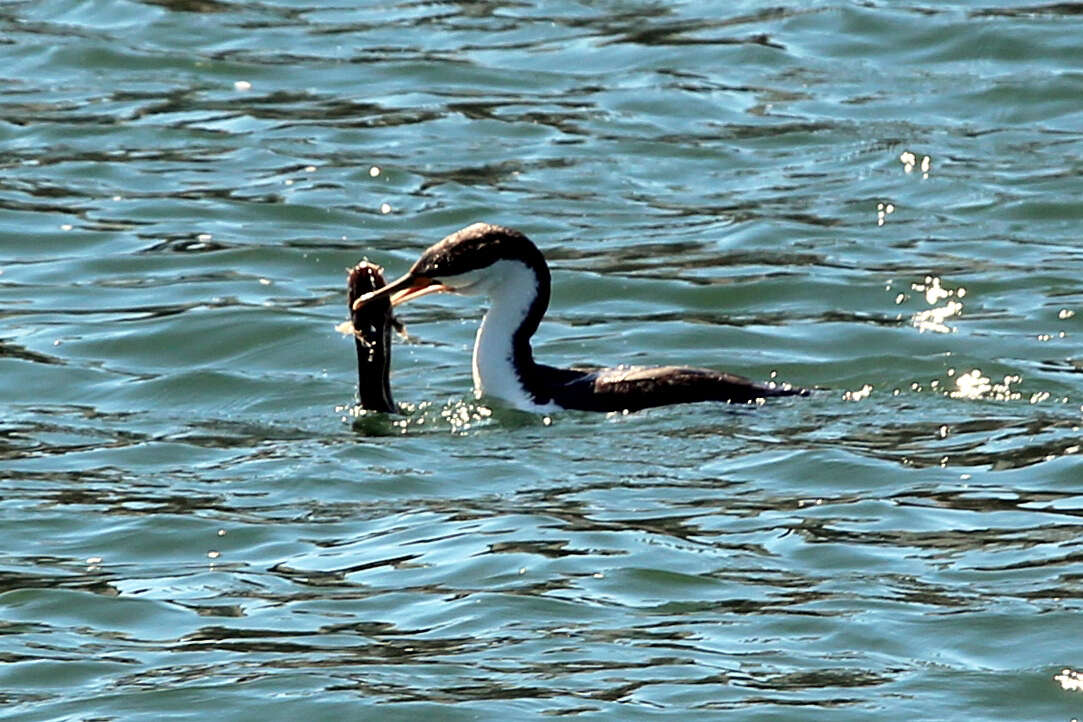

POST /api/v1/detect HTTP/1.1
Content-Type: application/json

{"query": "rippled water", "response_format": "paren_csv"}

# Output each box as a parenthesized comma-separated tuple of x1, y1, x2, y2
(3, 1, 1083, 719)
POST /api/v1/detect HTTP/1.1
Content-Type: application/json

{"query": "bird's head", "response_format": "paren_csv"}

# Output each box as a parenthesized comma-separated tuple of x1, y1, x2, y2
(352, 223, 548, 311)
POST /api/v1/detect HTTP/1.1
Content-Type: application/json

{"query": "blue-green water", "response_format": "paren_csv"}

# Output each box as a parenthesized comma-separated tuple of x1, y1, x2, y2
(3, 1, 1083, 719)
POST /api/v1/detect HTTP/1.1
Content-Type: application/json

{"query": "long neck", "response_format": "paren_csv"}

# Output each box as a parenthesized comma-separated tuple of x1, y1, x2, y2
(471, 259, 551, 409)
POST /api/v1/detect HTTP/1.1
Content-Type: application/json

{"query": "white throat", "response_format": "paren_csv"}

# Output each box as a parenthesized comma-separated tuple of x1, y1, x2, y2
(466, 260, 555, 412)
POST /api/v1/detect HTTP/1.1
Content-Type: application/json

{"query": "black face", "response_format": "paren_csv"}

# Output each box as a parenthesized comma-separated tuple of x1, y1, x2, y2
(409, 223, 545, 280)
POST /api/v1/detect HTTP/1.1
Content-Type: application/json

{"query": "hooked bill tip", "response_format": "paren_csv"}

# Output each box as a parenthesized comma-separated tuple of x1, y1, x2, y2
(352, 274, 445, 310)
(352, 289, 381, 310)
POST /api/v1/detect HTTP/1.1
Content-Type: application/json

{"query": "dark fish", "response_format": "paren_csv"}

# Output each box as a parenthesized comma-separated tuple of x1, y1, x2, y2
(346, 262, 396, 413)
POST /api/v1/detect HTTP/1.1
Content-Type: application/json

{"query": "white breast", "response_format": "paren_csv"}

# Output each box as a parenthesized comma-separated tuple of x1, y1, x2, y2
(469, 260, 559, 413)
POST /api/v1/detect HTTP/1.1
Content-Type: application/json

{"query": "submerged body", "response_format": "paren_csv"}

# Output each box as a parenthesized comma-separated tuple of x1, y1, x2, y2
(354, 223, 807, 413)
(346, 262, 396, 413)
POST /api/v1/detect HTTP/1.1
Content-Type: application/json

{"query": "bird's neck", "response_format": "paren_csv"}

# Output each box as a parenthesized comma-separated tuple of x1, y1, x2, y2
(471, 259, 554, 411)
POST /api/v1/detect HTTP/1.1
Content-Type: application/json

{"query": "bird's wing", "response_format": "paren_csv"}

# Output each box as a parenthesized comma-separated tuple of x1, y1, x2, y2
(543, 365, 804, 412)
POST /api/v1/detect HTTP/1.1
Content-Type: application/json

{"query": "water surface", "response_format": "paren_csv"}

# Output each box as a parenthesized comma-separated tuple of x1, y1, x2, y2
(2, 1, 1083, 719)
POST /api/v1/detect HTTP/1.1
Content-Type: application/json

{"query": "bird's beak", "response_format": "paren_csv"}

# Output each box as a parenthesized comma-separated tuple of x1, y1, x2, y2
(351, 273, 449, 311)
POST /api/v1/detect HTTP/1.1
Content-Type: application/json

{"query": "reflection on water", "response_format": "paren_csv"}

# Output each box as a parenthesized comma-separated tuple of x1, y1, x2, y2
(1055, 668, 1083, 692)
(907, 276, 964, 334)
(948, 368, 1021, 401)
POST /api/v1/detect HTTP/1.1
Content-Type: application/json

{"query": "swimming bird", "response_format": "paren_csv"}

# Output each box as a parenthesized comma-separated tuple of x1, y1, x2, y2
(352, 223, 807, 413)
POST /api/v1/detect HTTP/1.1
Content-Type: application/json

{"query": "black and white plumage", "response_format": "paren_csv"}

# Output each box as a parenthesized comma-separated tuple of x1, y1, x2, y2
(353, 223, 808, 413)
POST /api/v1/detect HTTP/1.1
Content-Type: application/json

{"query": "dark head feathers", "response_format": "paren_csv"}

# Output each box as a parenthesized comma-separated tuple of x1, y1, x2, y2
(410, 222, 546, 279)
